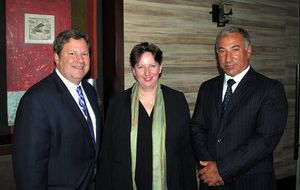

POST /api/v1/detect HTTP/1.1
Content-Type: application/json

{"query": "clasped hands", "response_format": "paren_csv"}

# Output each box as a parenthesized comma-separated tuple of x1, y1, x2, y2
(198, 161, 224, 186)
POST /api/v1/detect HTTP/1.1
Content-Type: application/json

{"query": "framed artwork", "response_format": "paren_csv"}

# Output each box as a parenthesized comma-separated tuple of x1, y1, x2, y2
(24, 13, 55, 44)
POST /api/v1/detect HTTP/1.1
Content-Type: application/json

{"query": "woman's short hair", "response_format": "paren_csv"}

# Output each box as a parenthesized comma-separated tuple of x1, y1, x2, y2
(129, 42, 163, 67)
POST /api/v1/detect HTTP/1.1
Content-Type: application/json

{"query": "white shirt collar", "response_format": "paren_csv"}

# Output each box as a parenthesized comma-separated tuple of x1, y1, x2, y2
(55, 68, 81, 91)
(222, 66, 250, 100)
(224, 65, 250, 88)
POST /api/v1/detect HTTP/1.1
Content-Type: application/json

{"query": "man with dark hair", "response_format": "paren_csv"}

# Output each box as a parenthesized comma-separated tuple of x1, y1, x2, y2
(191, 26, 288, 190)
(13, 29, 103, 190)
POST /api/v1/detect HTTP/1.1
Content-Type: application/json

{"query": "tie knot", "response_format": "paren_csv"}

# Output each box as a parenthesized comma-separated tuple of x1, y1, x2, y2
(227, 79, 235, 87)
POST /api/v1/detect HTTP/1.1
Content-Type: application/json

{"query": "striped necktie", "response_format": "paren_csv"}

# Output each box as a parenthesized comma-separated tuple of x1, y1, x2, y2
(76, 86, 96, 144)
(222, 79, 236, 112)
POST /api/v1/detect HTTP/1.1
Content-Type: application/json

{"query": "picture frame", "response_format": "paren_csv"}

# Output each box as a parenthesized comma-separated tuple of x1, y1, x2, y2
(24, 13, 55, 44)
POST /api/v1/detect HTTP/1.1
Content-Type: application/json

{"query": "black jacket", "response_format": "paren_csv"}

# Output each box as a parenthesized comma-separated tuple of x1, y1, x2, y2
(99, 85, 197, 190)
(13, 71, 103, 190)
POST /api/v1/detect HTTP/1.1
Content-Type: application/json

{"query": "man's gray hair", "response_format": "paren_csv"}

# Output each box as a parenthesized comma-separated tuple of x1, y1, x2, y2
(215, 26, 251, 52)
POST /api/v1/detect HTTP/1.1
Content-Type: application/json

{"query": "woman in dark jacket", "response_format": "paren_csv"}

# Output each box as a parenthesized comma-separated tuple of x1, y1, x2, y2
(99, 42, 197, 190)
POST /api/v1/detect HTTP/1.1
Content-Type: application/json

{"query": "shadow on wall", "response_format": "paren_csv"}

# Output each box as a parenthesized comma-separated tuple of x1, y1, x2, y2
(0, 155, 16, 190)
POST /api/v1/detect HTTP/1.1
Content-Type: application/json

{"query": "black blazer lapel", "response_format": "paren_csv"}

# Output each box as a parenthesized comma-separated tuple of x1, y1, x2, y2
(213, 75, 224, 119)
(52, 72, 96, 147)
(221, 67, 257, 120)
(82, 81, 102, 155)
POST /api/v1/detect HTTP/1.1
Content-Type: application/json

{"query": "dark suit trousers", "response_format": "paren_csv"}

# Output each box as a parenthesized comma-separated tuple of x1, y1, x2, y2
(199, 172, 277, 190)
(88, 181, 95, 190)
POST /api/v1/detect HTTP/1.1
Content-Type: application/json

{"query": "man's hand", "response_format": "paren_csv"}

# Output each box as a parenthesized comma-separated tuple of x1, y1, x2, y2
(199, 161, 224, 186)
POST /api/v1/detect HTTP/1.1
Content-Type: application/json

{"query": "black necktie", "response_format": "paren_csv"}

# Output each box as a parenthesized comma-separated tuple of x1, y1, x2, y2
(76, 86, 96, 144)
(222, 79, 236, 112)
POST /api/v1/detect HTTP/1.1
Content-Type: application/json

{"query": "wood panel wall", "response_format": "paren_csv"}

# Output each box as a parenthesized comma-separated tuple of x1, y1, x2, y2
(124, 0, 298, 179)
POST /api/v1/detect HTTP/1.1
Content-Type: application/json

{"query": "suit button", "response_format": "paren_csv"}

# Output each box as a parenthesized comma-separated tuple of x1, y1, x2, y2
(217, 138, 222, 143)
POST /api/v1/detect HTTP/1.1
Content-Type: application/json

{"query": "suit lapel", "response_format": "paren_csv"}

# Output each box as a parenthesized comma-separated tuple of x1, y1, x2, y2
(53, 72, 97, 148)
(221, 67, 257, 119)
(213, 75, 224, 119)
(82, 81, 102, 155)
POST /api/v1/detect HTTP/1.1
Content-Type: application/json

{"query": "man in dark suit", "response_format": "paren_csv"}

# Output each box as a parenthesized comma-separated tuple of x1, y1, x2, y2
(12, 29, 103, 190)
(191, 26, 288, 190)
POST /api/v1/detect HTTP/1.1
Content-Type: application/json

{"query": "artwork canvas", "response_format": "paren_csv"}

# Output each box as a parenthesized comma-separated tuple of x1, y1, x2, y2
(24, 13, 55, 44)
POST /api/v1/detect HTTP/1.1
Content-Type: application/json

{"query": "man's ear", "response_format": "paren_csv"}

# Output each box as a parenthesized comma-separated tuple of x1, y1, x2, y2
(54, 53, 59, 64)
(246, 45, 252, 59)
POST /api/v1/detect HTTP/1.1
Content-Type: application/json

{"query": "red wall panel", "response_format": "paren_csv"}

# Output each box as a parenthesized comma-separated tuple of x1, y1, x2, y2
(6, 0, 71, 91)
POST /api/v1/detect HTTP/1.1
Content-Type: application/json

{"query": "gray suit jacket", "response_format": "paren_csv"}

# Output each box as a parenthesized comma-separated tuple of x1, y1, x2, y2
(13, 71, 103, 190)
(191, 67, 288, 190)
